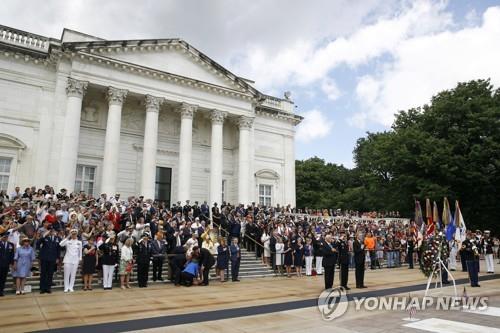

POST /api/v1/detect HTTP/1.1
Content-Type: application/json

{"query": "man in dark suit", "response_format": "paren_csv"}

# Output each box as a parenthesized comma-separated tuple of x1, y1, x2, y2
(200, 201, 209, 222)
(135, 234, 152, 287)
(151, 232, 167, 282)
(322, 234, 338, 290)
(0, 231, 15, 296)
(230, 237, 241, 282)
(353, 233, 366, 288)
(38, 227, 61, 294)
(338, 233, 350, 290)
(198, 246, 215, 285)
(229, 218, 241, 245)
(171, 245, 186, 285)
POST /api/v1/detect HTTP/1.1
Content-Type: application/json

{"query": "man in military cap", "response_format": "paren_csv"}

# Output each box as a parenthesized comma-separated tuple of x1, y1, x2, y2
(482, 231, 494, 273)
(0, 231, 15, 296)
(183, 200, 192, 219)
(462, 231, 480, 287)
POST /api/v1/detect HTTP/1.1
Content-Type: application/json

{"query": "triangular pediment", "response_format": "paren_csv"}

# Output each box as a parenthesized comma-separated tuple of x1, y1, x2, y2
(63, 39, 257, 95)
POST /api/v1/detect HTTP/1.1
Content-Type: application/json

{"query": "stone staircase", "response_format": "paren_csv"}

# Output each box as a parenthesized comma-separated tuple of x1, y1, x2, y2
(3, 248, 274, 293)
(213, 248, 275, 279)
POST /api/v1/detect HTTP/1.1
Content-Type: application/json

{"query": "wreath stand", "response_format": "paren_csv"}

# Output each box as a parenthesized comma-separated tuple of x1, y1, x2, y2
(424, 253, 457, 298)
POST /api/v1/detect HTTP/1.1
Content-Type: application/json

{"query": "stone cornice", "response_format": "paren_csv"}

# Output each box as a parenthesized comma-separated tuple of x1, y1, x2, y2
(106, 86, 128, 106)
(66, 77, 88, 98)
(63, 50, 257, 103)
(255, 108, 303, 126)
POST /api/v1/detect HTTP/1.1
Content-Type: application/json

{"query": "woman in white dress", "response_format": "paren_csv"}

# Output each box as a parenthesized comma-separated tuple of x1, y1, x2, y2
(275, 236, 284, 275)
(261, 230, 271, 266)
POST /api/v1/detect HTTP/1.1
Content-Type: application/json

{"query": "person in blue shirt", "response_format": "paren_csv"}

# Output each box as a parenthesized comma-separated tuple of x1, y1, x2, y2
(230, 237, 241, 282)
(181, 256, 201, 286)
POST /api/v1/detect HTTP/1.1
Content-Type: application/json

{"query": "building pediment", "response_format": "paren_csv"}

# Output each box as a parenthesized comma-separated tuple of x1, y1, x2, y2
(62, 39, 258, 96)
(255, 169, 280, 180)
(0, 134, 26, 150)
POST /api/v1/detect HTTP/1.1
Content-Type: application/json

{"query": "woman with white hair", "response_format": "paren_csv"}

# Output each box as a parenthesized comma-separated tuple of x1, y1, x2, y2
(119, 238, 134, 289)
(59, 229, 82, 292)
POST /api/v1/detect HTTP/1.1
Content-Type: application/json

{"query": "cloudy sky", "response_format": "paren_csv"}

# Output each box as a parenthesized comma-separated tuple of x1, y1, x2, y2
(3, 0, 500, 167)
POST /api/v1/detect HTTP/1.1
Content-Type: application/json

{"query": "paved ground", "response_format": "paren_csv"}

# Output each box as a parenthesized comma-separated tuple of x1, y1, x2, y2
(1, 262, 499, 332)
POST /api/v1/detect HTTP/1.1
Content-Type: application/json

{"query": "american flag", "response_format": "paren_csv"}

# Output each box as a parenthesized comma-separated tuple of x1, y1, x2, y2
(407, 294, 417, 319)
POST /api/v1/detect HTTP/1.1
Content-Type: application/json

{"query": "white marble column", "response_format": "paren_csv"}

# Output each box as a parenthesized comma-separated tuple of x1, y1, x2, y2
(209, 110, 227, 208)
(237, 116, 253, 205)
(101, 87, 128, 196)
(177, 103, 197, 203)
(140, 95, 163, 199)
(57, 78, 88, 192)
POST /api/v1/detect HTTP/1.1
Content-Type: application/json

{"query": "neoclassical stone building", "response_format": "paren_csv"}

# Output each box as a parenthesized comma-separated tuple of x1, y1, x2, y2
(0, 25, 301, 207)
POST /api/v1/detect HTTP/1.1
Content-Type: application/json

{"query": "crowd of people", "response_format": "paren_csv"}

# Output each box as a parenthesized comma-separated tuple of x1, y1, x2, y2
(0, 185, 498, 296)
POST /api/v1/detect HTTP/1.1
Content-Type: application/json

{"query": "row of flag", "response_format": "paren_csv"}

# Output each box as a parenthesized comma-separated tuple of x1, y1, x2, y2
(414, 198, 466, 241)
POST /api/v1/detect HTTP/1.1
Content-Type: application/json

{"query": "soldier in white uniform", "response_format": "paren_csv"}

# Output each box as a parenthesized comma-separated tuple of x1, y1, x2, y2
(59, 229, 82, 292)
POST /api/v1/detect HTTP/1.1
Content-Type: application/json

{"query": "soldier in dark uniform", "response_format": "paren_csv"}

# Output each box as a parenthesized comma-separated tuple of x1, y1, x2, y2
(183, 200, 192, 219)
(0, 231, 15, 296)
(338, 233, 350, 290)
(192, 201, 201, 220)
(135, 233, 152, 287)
(407, 233, 415, 269)
(322, 234, 338, 290)
(353, 232, 366, 288)
(38, 227, 61, 294)
(462, 232, 480, 287)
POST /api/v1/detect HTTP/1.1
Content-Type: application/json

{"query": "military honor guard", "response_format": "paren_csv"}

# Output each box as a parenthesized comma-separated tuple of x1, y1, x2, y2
(482, 231, 495, 273)
(59, 229, 83, 293)
(462, 232, 480, 287)
(0, 231, 15, 296)
(38, 227, 61, 294)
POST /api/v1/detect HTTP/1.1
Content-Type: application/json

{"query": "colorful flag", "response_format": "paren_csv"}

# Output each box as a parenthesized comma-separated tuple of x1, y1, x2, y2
(433, 201, 441, 231)
(414, 200, 424, 227)
(443, 197, 456, 241)
(426, 198, 435, 236)
(454, 200, 466, 242)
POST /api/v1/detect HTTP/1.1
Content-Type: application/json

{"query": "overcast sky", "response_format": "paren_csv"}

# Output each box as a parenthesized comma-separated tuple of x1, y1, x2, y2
(2, 0, 500, 167)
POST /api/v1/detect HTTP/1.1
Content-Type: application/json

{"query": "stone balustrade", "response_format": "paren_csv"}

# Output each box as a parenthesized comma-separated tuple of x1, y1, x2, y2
(261, 94, 294, 113)
(0, 25, 50, 51)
